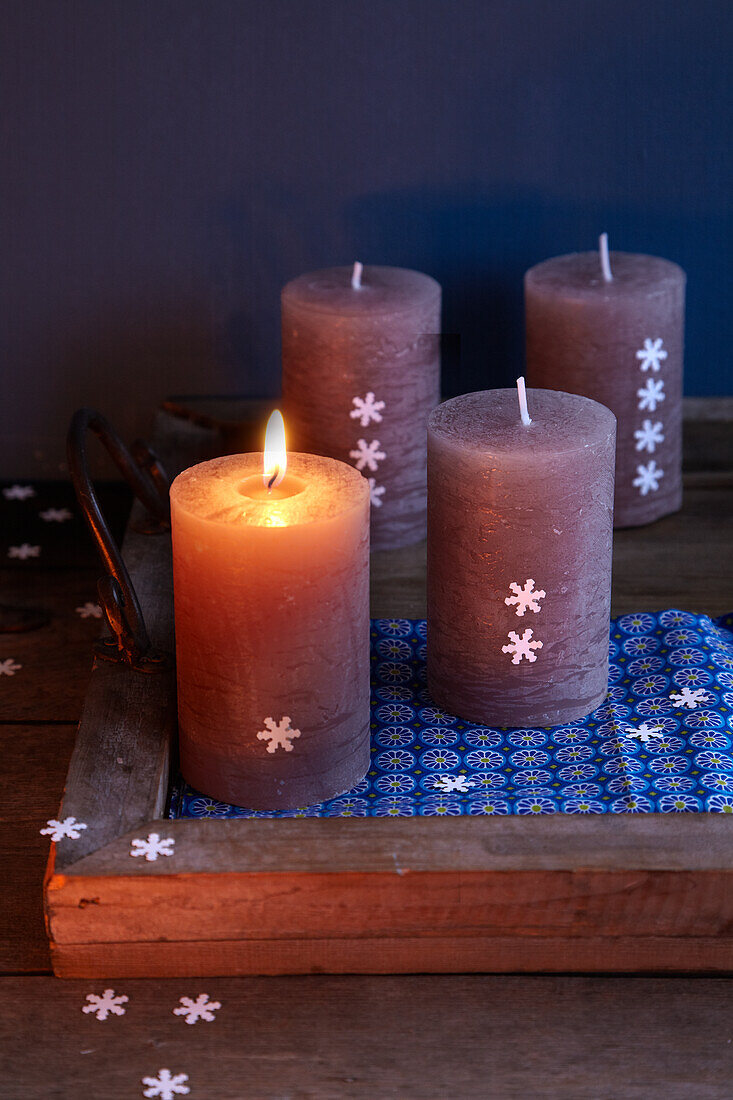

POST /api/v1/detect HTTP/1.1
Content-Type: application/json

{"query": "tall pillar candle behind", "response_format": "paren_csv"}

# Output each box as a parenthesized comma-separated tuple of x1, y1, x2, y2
(282, 264, 441, 550)
(427, 385, 616, 728)
(525, 238, 685, 527)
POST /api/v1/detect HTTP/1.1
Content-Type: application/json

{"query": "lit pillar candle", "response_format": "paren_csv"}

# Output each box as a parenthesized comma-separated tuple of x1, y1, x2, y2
(525, 236, 685, 527)
(170, 412, 370, 810)
(427, 384, 616, 727)
(282, 263, 441, 550)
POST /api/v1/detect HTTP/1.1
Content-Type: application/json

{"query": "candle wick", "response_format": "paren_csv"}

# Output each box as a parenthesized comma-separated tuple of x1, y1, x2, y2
(267, 468, 279, 492)
(599, 232, 613, 282)
(351, 261, 363, 290)
(516, 376, 532, 427)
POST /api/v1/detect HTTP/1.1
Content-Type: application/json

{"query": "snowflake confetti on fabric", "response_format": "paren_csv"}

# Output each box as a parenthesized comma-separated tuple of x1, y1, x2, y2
(8, 543, 40, 560)
(82, 989, 128, 1020)
(633, 419, 665, 454)
(350, 392, 385, 427)
(434, 774, 473, 793)
(2, 484, 35, 500)
(173, 993, 222, 1024)
(637, 378, 665, 413)
(76, 602, 103, 619)
(349, 438, 386, 472)
(39, 507, 73, 522)
(502, 629, 543, 665)
(40, 816, 88, 841)
(0, 658, 22, 676)
(142, 1069, 190, 1099)
(670, 687, 711, 710)
(505, 579, 546, 617)
(130, 832, 175, 861)
(635, 337, 668, 372)
(257, 716, 301, 753)
(633, 460, 664, 496)
(623, 722, 664, 744)
(368, 478, 385, 508)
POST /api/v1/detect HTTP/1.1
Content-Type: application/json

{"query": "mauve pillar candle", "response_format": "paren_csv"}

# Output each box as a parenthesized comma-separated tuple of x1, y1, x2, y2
(427, 387, 616, 727)
(282, 263, 441, 550)
(525, 240, 685, 527)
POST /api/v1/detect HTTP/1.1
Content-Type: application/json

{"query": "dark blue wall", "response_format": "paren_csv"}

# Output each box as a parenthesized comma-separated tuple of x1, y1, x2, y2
(2, 0, 731, 474)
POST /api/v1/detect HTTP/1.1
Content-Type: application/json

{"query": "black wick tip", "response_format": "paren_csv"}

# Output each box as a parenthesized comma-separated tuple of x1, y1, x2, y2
(267, 469, 279, 492)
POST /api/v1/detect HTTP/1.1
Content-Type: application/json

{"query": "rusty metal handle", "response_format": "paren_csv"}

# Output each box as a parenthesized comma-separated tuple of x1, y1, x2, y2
(67, 408, 170, 667)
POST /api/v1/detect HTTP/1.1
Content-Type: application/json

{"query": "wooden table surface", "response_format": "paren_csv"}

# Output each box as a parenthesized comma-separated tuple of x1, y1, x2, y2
(1, 400, 732, 1098)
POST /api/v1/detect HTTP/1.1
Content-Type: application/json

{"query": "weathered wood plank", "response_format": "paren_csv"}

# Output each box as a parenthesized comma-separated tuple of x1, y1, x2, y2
(2, 975, 733, 1099)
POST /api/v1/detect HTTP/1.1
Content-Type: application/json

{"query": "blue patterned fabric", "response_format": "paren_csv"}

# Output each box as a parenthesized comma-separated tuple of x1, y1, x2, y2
(169, 610, 733, 818)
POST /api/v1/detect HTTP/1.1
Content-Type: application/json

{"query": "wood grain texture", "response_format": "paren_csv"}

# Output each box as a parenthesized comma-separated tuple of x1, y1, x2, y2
(2, 976, 733, 1099)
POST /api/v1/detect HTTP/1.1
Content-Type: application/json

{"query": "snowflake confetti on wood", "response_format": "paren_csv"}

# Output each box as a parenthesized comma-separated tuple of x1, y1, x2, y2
(257, 716, 301, 753)
(633, 419, 665, 454)
(635, 337, 668, 372)
(350, 392, 385, 427)
(2, 484, 35, 500)
(368, 478, 385, 508)
(130, 832, 175, 861)
(142, 1069, 190, 1099)
(637, 378, 665, 413)
(0, 658, 22, 676)
(173, 993, 222, 1024)
(82, 989, 129, 1020)
(622, 722, 664, 744)
(502, 629, 543, 664)
(670, 687, 712, 710)
(40, 816, 88, 841)
(7, 543, 40, 560)
(504, 579, 546, 617)
(633, 460, 664, 496)
(349, 438, 386, 472)
(39, 507, 73, 522)
(76, 602, 103, 619)
(434, 775, 473, 793)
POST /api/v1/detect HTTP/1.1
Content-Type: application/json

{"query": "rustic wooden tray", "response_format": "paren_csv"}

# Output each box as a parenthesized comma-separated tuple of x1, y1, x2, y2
(45, 400, 733, 978)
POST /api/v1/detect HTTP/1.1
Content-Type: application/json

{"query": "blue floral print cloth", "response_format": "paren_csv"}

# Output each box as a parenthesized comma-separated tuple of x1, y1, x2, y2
(170, 610, 733, 818)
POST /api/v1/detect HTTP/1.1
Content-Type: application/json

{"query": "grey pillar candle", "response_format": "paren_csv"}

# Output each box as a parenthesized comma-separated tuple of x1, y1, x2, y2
(282, 264, 441, 550)
(525, 240, 685, 527)
(427, 386, 616, 727)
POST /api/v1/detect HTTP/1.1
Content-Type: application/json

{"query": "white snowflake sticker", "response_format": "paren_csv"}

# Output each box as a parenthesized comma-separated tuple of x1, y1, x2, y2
(82, 989, 128, 1020)
(504, 579, 546, 617)
(636, 337, 668, 372)
(349, 438, 386, 472)
(350, 392, 385, 427)
(7, 543, 40, 560)
(633, 460, 664, 496)
(2, 484, 35, 500)
(257, 716, 301, 753)
(637, 378, 665, 413)
(130, 833, 175, 861)
(623, 722, 664, 744)
(633, 419, 665, 454)
(434, 775, 473, 793)
(502, 629, 543, 664)
(76, 602, 103, 619)
(142, 1069, 190, 1099)
(39, 507, 73, 522)
(40, 816, 88, 841)
(0, 658, 22, 676)
(368, 478, 385, 508)
(173, 993, 221, 1024)
(670, 687, 711, 710)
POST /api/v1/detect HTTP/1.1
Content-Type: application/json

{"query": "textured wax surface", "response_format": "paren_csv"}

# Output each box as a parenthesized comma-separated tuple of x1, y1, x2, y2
(428, 389, 616, 727)
(282, 265, 441, 550)
(171, 452, 370, 810)
(170, 611, 733, 818)
(525, 251, 685, 528)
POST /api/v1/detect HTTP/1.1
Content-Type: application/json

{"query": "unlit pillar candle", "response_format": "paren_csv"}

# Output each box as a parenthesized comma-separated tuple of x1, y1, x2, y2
(525, 244, 685, 527)
(427, 387, 616, 727)
(282, 264, 441, 549)
(171, 450, 370, 810)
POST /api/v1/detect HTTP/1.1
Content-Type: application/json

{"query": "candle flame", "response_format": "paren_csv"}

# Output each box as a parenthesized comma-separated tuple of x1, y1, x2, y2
(263, 410, 287, 490)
